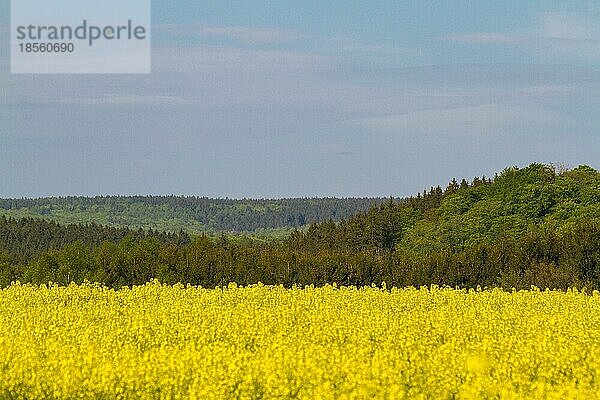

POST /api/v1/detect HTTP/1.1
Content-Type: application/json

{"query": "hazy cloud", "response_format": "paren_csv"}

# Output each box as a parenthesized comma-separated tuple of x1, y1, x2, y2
(446, 33, 521, 45)
(444, 10, 600, 61)
(534, 11, 600, 41)
(155, 24, 305, 44)
(352, 103, 571, 138)
(55, 94, 189, 106)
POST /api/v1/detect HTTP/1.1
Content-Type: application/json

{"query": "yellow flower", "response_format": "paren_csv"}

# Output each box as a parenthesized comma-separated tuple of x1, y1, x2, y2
(0, 282, 598, 399)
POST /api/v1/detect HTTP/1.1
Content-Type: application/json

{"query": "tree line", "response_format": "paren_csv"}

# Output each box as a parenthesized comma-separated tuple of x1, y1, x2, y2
(0, 163, 598, 290)
(0, 196, 389, 234)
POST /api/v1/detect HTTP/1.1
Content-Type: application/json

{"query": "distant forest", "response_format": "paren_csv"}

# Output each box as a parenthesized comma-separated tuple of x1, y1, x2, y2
(0, 163, 599, 290)
(0, 197, 389, 235)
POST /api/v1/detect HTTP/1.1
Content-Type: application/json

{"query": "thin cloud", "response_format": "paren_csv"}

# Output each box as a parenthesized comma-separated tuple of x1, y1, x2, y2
(155, 23, 305, 44)
(318, 35, 417, 60)
(445, 33, 521, 45)
(351, 103, 571, 138)
(534, 11, 600, 41)
(55, 94, 189, 106)
(200, 26, 305, 44)
(444, 11, 600, 58)
(152, 45, 336, 74)
(155, 24, 415, 62)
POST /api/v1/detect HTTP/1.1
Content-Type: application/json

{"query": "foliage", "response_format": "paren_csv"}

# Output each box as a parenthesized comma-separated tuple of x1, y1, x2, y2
(0, 196, 388, 234)
(0, 216, 189, 266)
(294, 163, 600, 253)
(0, 163, 599, 290)
(0, 216, 597, 291)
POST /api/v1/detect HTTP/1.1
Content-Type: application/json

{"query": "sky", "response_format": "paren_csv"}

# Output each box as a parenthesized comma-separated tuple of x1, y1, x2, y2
(1, 1, 600, 198)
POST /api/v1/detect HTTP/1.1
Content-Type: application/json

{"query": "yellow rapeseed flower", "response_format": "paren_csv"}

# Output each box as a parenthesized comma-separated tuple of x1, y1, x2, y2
(0, 282, 599, 399)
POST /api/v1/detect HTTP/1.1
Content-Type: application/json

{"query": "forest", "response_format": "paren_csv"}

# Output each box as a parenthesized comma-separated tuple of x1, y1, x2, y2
(0, 163, 598, 290)
(0, 196, 387, 234)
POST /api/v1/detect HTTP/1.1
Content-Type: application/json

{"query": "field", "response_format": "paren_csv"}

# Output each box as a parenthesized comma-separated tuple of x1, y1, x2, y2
(1, 283, 599, 399)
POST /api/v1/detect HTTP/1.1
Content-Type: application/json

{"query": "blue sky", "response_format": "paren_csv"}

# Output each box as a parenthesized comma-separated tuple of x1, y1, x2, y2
(1, 1, 599, 197)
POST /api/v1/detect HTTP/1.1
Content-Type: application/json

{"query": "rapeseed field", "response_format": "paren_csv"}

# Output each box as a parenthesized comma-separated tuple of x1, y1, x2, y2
(1, 282, 599, 399)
